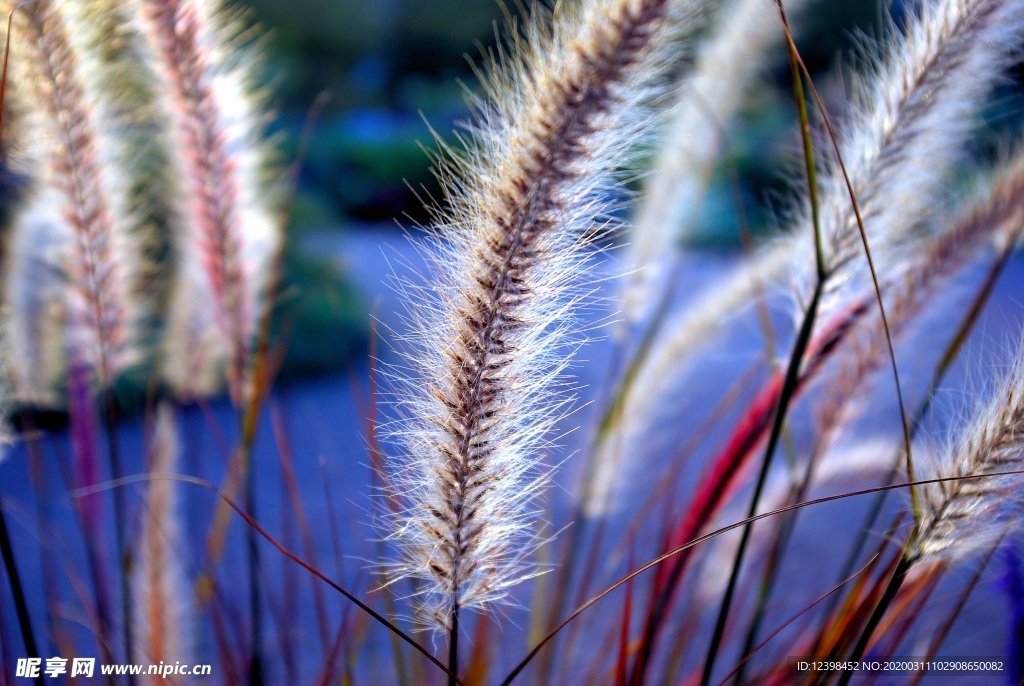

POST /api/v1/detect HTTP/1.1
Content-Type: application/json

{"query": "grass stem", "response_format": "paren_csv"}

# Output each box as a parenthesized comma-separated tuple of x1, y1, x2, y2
(103, 391, 134, 681)
(698, 280, 822, 686)
(449, 603, 460, 686)
(0, 492, 42, 686)
(835, 553, 912, 686)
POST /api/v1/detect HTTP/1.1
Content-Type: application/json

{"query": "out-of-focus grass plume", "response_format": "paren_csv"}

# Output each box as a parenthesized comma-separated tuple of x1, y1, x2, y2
(0, 0, 365, 412)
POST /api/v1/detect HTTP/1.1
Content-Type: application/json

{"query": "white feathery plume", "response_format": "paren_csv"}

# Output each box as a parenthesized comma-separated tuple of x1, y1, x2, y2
(914, 346, 1024, 561)
(5, 0, 140, 387)
(380, 0, 703, 630)
(131, 0, 280, 401)
(805, 0, 1024, 310)
(624, 0, 808, 323)
(819, 143, 1024, 443)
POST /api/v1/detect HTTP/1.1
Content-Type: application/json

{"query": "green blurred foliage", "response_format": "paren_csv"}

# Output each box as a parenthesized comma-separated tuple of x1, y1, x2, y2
(274, 244, 368, 377)
(238, 0, 890, 240)
(241, 0, 519, 111)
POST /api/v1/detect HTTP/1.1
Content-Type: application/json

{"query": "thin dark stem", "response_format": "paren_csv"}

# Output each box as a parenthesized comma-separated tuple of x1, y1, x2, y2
(79, 472, 467, 685)
(775, 0, 823, 281)
(732, 474, 806, 684)
(0, 7, 14, 160)
(22, 414, 54, 656)
(0, 492, 42, 686)
(719, 554, 880, 686)
(103, 391, 135, 683)
(498, 471, 1023, 686)
(74, 476, 118, 685)
(245, 440, 263, 686)
(836, 553, 913, 686)
(821, 246, 1011, 633)
(699, 281, 823, 686)
(694, 7, 828, 683)
(910, 545, 999, 686)
(779, 5, 917, 521)
(449, 602, 460, 686)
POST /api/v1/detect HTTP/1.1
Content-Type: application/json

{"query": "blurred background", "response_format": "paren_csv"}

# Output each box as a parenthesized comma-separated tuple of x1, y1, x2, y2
(237, 0, 943, 381)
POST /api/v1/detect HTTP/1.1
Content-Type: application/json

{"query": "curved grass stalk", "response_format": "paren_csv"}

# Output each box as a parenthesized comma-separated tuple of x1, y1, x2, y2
(815, 144, 1024, 652)
(736, 143, 1024, 679)
(619, 0, 1024, 680)
(498, 471, 1024, 686)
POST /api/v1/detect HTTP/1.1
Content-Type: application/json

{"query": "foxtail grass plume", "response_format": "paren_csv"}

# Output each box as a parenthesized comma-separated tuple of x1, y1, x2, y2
(803, 0, 1024, 307)
(624, 0, 807, 324)
(914, 345, 1024, 561)
(381, 0, 703, 630)
(5, 0, 140, 387)
(132, 0, 280, 401)
(819, 144, 1024, 442)
(73, 0, 172, 316)
(955, 144, 1024, 255)
(131, 403, 191, 680)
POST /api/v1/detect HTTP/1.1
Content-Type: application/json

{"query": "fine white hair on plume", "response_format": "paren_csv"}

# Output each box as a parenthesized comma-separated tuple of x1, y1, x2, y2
(625, 0, 808, 324)
(378, 0, 703, 631)
(914, 344, 1024, 561)
(813, 144, 1024, 448)
(132, 0, 281, 401)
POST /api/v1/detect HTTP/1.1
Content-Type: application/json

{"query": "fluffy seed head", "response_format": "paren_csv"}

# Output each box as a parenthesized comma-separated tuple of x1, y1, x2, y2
(915, 348, 1024, 561)
(7, 0, 140, 386)
(808, 0, 1024, 309)
(817, 144, 1024, 440)
(622, 0, 1024, 445)
(132, 0, 280, 400)
(625, 0, 805, 323)
(380, 0, 702, 629)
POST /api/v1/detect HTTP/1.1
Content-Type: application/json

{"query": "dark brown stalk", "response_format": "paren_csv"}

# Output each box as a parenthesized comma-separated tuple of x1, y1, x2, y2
(909, 548, 997, 686)
(836, 554, 913, 686)
(718, 555, 880, 686)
